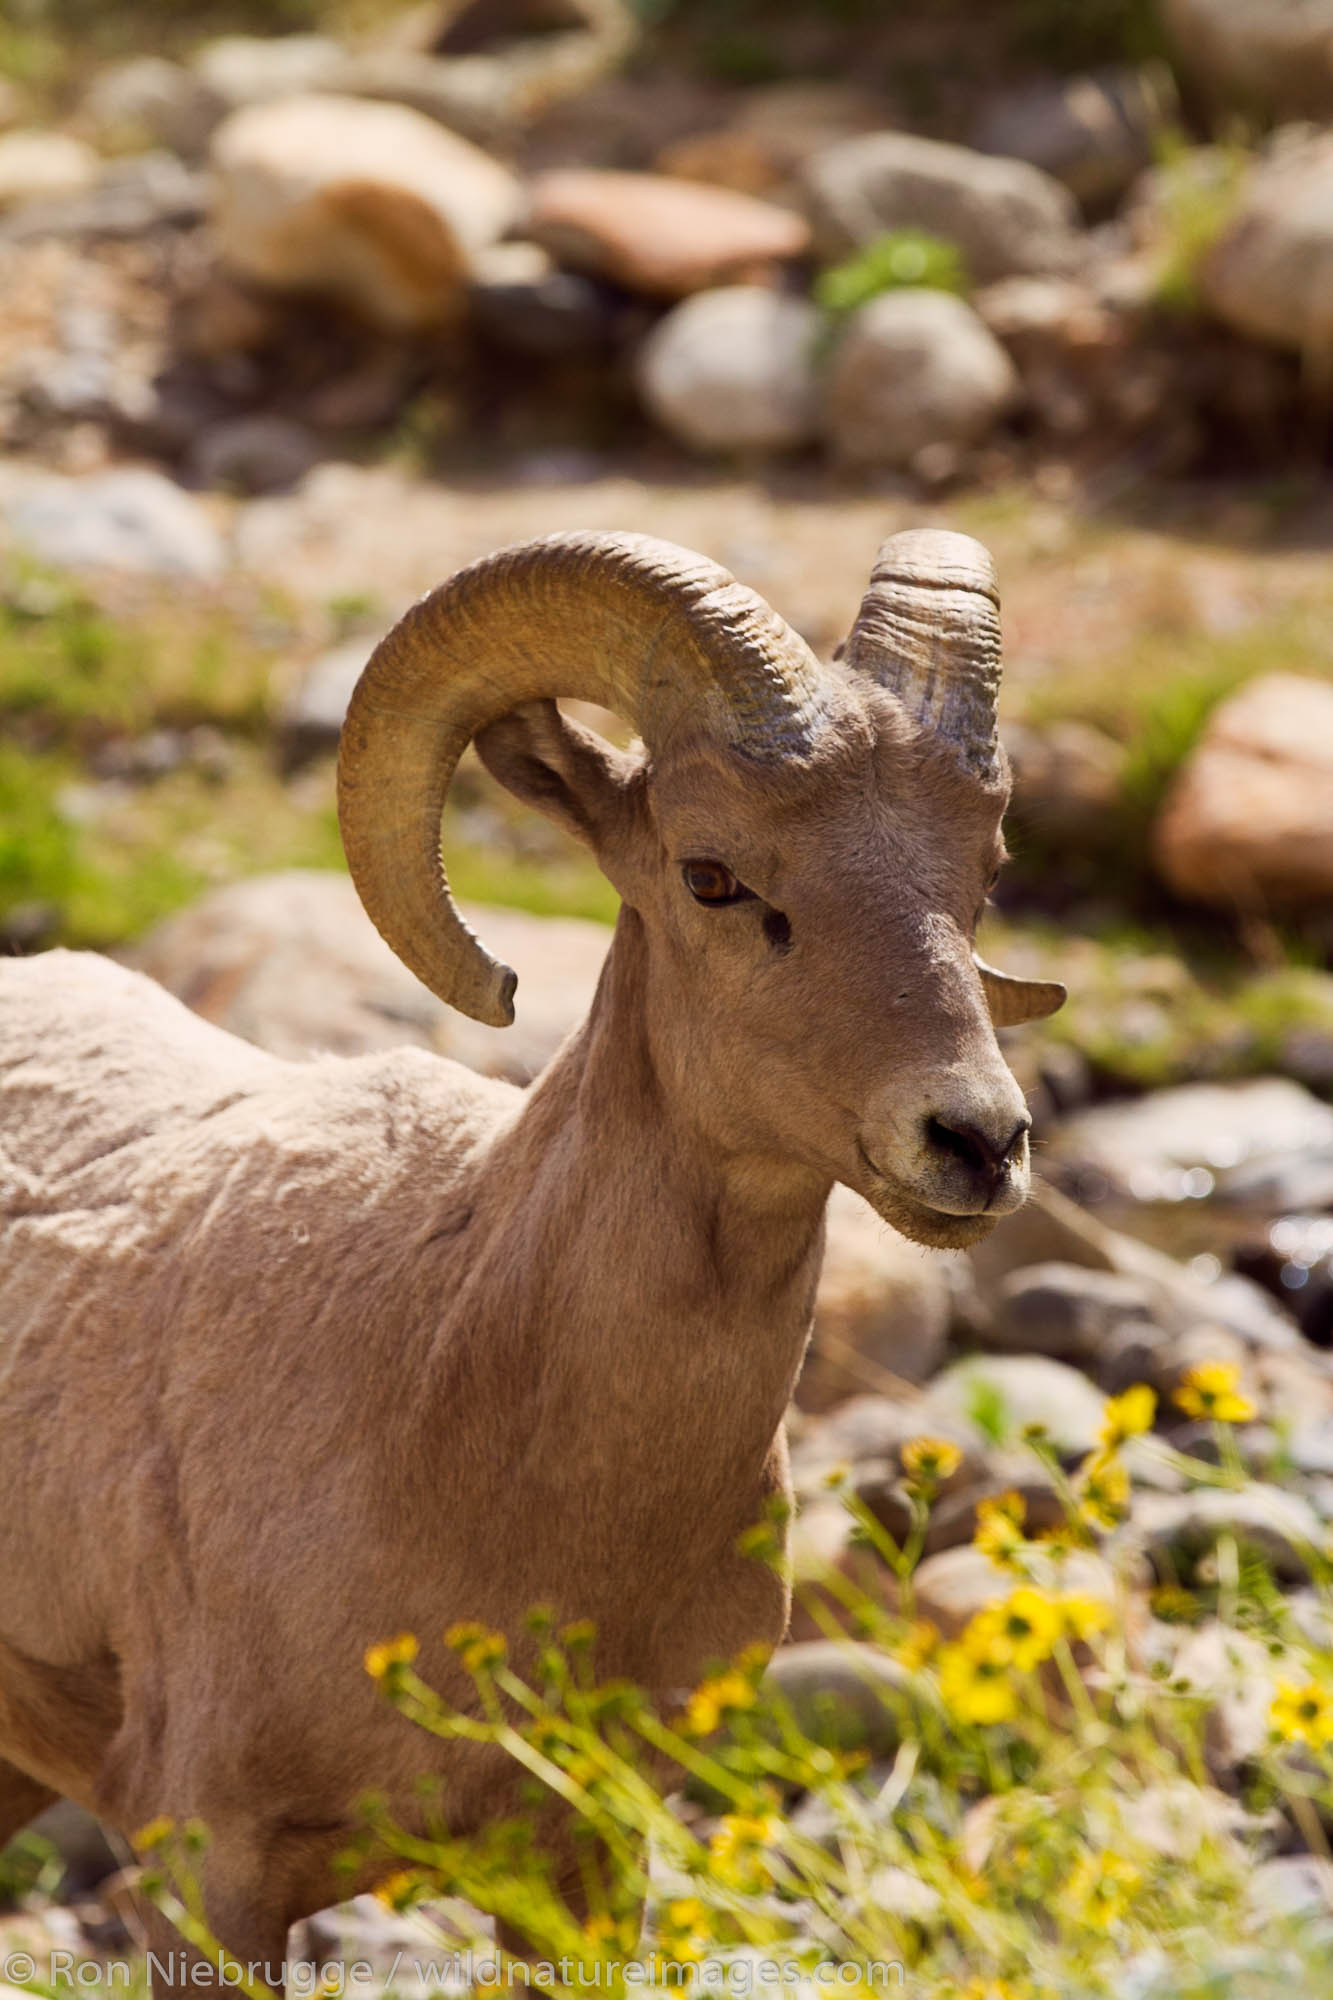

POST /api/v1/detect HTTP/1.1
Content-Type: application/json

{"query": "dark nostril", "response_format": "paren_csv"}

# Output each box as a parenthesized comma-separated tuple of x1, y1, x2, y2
(925, 1115, 1030, 1181)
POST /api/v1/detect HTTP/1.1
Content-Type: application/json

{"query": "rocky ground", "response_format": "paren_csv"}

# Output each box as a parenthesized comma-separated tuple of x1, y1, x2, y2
(4, 0, 1333, 1984)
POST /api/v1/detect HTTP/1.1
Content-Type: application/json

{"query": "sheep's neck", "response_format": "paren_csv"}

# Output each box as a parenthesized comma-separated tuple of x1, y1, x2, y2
(451, 910, 829, 1642)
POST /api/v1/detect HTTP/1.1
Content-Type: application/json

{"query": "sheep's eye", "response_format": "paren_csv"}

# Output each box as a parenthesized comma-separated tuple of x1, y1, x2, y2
(683, 859, 750, 905)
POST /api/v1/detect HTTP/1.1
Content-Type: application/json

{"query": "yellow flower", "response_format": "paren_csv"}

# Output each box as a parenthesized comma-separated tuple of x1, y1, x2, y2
(938, 1641, 1018, 1725)
(1173, 1361, 1255, 1425)
(1271, 1681, 1333, 1749)
(1149, 1584, 1200, 1624)
(364, 1633, 418, 1681)
(445, 1622, 506, 1673)
(1100, 1384, 1156, 1447)
(901, 1435, 963, 1487)
(1066, 1850, 1140, 1929)
(131, 1815, 175, 1854)
(1058, 1593, 1112, 1644)
(709, 1812, 781, 1889)
(967, 1588, 1063, 1673)
(974, 1489, 1027, 1570)
(894, 1619, 940, 1670)
(683, 1668, 757, 1736)
(375, 1869, 424, 1911)
(1078, 1448, 1129, 1531)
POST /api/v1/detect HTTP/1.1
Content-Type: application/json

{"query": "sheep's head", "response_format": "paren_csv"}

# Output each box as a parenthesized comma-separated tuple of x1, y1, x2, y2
(337, 530, 1064, 1248)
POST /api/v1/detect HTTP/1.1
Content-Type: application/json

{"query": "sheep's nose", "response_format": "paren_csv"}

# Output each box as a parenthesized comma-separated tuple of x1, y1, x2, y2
(923, 1111, 1030, 1195)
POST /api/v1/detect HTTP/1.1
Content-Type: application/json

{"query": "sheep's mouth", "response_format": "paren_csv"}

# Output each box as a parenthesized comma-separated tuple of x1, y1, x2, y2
(855, 1146, 1001, 1250)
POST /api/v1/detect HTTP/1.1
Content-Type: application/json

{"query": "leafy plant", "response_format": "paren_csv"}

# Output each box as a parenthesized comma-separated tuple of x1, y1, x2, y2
(814, 233, 969, 320)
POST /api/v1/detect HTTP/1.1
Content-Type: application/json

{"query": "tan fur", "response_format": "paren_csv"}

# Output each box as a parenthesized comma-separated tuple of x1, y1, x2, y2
(0, 636, 1039, 1976)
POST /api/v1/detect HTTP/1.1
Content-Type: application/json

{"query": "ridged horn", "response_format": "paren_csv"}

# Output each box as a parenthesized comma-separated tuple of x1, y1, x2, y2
(842, 528, 1003, 777)
(337, 530, 828, 1027)
(974, 955, 1067, 1027)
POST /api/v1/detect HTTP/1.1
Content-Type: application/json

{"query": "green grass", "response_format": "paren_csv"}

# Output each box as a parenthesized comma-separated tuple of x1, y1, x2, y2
(814, 232, 969, 320)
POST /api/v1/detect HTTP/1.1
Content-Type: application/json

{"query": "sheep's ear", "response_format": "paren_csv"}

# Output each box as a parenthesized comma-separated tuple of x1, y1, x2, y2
(475, 699, 639, 852)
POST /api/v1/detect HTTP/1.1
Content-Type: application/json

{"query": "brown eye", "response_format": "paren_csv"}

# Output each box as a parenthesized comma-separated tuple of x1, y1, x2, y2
(683, 859, 750, 905)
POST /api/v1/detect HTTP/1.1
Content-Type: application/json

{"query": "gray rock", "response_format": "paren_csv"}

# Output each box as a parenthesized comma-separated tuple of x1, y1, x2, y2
(1203, 132, 1333, 355)
(822, 288, 1018, 468)
(1168, 1620, 1282, 1773)
(987, 1261, 1166, 1374)
(2, 468, 224, 579)
(80, 55, 224, 159)
(0, 151, 207, 242)
(27, 1801, 124, 1895)
(803, 129, 1081, 282)
(1129, 1483, 1322, 1584)
(279, 635, 384, 767)
(1048, 1075, 1333, 1216)
(187, 415, 321, 496)
(973, 65, 1176, 210)
(919, 1352, 1108, 1458)
(912, 1541, 1118, 1638)
(1164, 0, 1333, 120)
(469, 243, 621, 359)
(788, 1393, 974, 1494)
(764, 1641, 937, 1758)
(636, 286, 821, 454)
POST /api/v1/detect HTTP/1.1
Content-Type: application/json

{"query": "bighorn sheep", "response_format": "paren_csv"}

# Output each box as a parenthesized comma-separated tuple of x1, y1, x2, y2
(0, 529, 1062, 1983)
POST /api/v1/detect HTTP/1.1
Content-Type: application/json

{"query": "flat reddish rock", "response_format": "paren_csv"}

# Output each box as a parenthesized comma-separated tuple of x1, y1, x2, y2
(1154, 672, 1333, 910)
(527, 167, 810, 297)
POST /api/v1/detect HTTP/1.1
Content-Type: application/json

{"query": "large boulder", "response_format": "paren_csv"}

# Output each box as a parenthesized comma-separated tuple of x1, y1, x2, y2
(210, 93, 523, 331)
(802, 130, 1081, 283)
(1164, 0, 1333, 120)
(635, 285, 820, 453)
(1201, 132, 1333, 353)
(797, 1183, 957, 1411)
(1154, 673, 1333, 909)
(126, 869, 609, 1084)
(822, 289, 1018, 468)
(527, 168, 811, 298)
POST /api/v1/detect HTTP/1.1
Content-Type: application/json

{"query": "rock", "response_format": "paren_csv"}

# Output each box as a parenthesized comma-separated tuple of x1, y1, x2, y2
(803, 130, 1081, 283)
(0, 151, 206, 244)
(210, 93, 523, 332)
(335, 0, 636, 149)
(279, 635, 385, 767)
(797, 1183, 957, 1410)
(468, 242, 622, 358)
(126, 869, 609, 1082)
(1048, 1076, 1333, 1220)
(527, 169, 810, 298)
(635, 285, 820, 454)
(913, 1542, 1117, 1638)
(788, 1393, 971, 1493)
(822, 289, 1017, 469)
(1155, 673, 1333, 911)
(986, 1262, 1171, 1385)
(918, 1353, 1108, 1459)
(1168, 1620, 1282, 1774)
(1128, 1484, 1322, 1585)
(0, 131, 99, 213)
(192, 33, 345, 110)
(186, 415, 321, 496)
(973, 66, 1176, 211)
(971, 1180, 1303, 1360)
(1164, 0, 1333, 120)
(1002, 718, 1124, 846)
(27, 1802, 123, 1895)
(657, 84, 884, 200)
(1202, 132, 1333, 355)
(763, 1641, 936, 1757)
(856, 1459, 1067, 1557)
(80, 55, 223, 158)
(1246, 1855, 1333, 1922)
(2, 468, 224, 579)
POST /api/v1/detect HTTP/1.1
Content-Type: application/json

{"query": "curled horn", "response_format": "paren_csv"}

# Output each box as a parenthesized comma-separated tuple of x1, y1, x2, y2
(337, 531, 828, 1027)
(842, 527, 1004, 779)
(844, 526, 1066, 1027)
